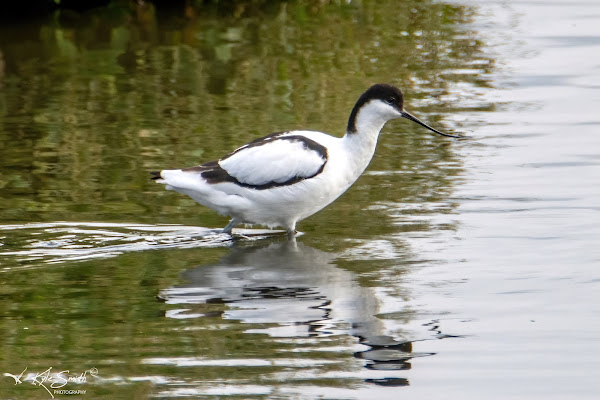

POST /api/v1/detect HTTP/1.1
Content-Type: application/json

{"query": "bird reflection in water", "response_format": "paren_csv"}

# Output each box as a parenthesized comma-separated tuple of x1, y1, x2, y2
(159, 239, 433, 385)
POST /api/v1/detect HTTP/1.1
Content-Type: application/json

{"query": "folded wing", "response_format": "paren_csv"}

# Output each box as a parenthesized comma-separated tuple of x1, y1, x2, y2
(185, 134, 328, 190)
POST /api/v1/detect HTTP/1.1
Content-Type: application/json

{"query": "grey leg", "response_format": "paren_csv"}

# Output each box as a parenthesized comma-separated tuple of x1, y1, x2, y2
(286, 221, 297, 240)
(222, 219, 239, 234)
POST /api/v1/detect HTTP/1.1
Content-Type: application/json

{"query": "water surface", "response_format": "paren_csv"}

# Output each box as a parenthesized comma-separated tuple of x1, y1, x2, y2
(1, 0, 599, 399)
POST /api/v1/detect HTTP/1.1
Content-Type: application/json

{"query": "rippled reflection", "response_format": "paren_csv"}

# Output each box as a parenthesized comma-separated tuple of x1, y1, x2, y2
(162, 241, 384, 337)
(158, 239, 434, 392)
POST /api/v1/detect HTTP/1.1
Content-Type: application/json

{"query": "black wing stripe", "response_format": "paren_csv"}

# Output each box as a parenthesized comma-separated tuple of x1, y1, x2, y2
(182, 135, 328, 190)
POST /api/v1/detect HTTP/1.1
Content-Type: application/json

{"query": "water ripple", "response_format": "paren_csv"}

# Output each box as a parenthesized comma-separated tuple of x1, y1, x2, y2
(0, 222, 279, 270)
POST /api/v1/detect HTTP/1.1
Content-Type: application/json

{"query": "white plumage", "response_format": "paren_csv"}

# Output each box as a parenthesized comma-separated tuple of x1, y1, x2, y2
(152, 84, 458, 237)
(219, 132, 326, 186)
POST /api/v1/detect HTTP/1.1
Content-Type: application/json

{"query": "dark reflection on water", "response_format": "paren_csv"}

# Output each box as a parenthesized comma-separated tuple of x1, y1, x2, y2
(161, 240, 383, 337)
(158, 239, 437, 394)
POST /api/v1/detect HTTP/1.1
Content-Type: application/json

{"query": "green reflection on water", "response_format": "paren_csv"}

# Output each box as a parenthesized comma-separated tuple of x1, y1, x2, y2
(0, 0, 493, 397)
(0, 0, 488, 230)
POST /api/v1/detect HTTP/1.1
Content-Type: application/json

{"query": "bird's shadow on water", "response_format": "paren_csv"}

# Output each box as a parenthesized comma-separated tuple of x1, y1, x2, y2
(158, 238, 436, 386)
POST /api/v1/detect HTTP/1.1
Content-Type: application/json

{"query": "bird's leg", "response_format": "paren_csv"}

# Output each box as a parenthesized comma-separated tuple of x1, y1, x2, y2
(286, 221, 298, 240)
(222, 219, 239, 234)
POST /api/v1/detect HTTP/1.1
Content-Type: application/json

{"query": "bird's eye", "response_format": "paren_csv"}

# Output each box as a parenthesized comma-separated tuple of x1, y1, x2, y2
(385, 97, 396, 105)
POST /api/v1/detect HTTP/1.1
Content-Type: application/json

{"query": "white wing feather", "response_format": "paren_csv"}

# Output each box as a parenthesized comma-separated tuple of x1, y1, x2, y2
(219, 138, 326, 186)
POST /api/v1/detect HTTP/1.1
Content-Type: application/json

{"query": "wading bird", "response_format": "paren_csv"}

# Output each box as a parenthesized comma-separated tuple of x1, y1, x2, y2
(152, 84, 459, 238)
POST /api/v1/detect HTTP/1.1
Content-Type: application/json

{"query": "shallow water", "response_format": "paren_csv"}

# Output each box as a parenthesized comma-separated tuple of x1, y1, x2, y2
(1, 0, 599, 399)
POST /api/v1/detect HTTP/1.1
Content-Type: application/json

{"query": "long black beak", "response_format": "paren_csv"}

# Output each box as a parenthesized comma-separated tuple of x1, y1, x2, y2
(401, 110, 461, 138)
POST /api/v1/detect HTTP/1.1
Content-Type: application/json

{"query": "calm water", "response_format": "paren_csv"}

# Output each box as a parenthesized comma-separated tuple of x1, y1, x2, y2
(1, 0, 599, 399)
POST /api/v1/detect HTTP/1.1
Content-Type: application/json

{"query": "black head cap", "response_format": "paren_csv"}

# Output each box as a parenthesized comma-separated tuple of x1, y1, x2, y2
(347, 84, 404, 133)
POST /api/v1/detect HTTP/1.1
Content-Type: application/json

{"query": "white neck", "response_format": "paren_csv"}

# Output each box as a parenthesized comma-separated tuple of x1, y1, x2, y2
(342, 100, 399, 176)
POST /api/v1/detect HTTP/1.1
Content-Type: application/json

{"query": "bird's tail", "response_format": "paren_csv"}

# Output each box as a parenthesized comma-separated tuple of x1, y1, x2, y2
(150, 171, 162, 180)
(150, 171, 168, 185)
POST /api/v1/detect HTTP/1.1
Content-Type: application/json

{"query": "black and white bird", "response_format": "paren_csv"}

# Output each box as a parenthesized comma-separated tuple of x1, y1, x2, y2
(151, 84, 459, 237)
